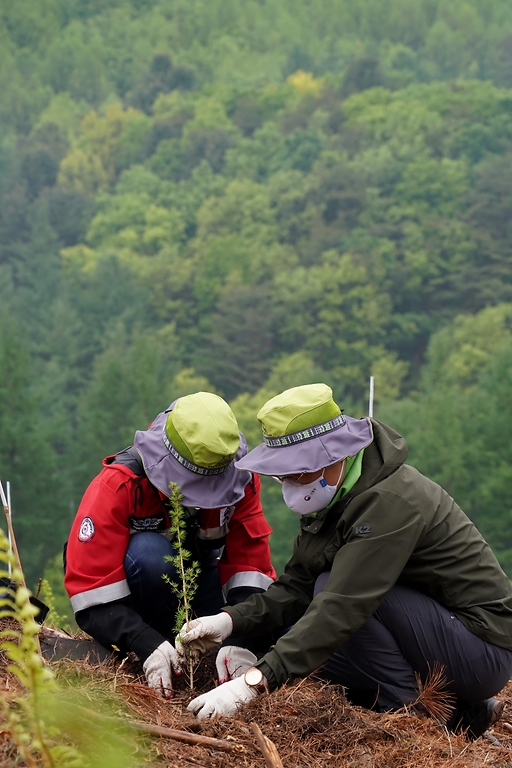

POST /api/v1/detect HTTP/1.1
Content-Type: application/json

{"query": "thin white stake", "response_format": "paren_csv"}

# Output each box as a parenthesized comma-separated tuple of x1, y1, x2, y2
(0, 479, 25, 586)
(368, 376, 374, 418)
(0, 480, 12, 577)
(6, 482, 12, 578)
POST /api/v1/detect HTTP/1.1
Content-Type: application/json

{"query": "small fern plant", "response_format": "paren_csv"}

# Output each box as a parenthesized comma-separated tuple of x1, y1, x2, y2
(0, 529, 137, 767)
(0, 529, 81, 767)
(163, 482, 201, 688)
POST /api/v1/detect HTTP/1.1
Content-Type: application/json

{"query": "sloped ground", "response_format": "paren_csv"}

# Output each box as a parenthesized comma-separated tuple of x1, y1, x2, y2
(112, 663, 512, 768)
(2, 631, 512, 768)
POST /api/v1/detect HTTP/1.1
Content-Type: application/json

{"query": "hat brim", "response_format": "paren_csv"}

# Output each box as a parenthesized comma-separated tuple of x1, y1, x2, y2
(134, 405, 251, 508)
(235, 416, 373, 476)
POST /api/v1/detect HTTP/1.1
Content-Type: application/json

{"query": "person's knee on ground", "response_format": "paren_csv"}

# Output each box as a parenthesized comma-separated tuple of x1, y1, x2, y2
(315, 577, 512, 727)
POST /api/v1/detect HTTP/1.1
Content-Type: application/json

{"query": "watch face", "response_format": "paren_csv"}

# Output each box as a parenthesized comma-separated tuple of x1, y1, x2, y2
(245, 667, 263, 686)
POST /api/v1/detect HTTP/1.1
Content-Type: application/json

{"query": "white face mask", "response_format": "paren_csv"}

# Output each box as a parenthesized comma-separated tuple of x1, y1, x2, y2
(281, 461, 345, 516)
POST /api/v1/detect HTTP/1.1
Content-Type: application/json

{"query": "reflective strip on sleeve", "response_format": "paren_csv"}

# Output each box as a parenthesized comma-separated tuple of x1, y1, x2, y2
(222, 571, 274, 600)
(70, 580, 131, 613)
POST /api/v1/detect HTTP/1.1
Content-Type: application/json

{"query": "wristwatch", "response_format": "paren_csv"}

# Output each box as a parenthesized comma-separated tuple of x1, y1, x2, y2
(244, 666, 269, 695)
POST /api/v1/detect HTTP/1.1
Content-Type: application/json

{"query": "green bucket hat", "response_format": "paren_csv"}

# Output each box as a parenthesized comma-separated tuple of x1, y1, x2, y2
(134, 392, 251, 507)
(235, 383, 373, 476)
(165, 392, 240, 470)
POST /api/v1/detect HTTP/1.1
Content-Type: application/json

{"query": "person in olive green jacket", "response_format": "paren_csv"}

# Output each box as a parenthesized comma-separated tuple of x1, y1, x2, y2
(177, 384, 512, 739)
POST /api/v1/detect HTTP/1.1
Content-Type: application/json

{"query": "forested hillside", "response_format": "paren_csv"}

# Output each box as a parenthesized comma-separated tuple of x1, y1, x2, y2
(1, 0, 512, 610)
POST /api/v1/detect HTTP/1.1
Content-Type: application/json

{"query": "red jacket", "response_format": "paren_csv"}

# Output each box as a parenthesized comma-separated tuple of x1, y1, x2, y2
(64, 452, 276, 659)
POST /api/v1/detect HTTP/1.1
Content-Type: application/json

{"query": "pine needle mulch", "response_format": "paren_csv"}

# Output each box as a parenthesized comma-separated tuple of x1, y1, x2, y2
(58, 653, 512, 768)
(3, 633, 512, 767)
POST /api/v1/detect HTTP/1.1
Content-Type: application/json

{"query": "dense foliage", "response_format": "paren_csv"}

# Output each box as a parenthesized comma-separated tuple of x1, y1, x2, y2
(1, 0, 512, 601)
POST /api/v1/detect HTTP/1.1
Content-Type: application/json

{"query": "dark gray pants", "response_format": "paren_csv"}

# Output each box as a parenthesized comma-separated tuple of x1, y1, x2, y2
(314, 576, 512, 711)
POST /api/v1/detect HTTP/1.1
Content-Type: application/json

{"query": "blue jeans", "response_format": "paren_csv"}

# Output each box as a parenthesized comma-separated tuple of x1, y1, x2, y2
(314, 576, 512, 711)
(124, 532, 224, 638)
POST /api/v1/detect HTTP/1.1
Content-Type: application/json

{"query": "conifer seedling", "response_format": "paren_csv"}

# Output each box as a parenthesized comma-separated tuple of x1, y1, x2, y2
(163, 482, 201, 689)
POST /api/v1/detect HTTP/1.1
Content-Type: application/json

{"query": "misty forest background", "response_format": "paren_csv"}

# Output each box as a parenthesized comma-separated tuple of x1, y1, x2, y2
(2, 0, 512, 623)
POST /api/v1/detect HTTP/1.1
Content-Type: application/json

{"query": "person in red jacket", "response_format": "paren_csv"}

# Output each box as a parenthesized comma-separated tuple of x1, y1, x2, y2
(64, 392, 276, 697)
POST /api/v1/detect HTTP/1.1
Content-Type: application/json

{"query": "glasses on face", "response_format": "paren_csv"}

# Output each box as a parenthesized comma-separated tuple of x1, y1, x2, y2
(272, 469, 325, 486)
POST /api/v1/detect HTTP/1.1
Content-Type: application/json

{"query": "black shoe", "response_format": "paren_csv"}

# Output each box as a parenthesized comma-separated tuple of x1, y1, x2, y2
(446, 698, 505, 740)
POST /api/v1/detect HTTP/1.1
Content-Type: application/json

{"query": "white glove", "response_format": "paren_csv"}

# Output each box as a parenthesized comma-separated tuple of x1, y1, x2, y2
(142, 640, 182, 699)
(216, 646, 257, 683)
(187, 676, 257, 719)
(175, 612, 233, 663)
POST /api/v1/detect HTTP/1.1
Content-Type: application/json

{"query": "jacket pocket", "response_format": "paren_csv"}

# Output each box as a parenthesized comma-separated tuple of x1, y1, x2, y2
(242, 513, 273, 538)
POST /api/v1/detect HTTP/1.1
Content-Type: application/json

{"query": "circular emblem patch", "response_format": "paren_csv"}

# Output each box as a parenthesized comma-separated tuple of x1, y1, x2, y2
(78, 516, 95, 542)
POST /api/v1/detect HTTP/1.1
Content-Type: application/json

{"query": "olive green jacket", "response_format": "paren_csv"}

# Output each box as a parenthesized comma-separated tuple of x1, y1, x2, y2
(224, 419, 512, 689)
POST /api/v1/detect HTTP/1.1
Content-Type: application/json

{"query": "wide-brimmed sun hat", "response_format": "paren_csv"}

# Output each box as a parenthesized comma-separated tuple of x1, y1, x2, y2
(235, 383, 374, 477)
(134, 392, 251, 508)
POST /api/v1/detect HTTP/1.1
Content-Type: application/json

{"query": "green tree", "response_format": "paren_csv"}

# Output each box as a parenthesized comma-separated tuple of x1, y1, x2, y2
(72, 325, 178, 492)
(381, 304, 512, 571)
(0, 315, 65, 586)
